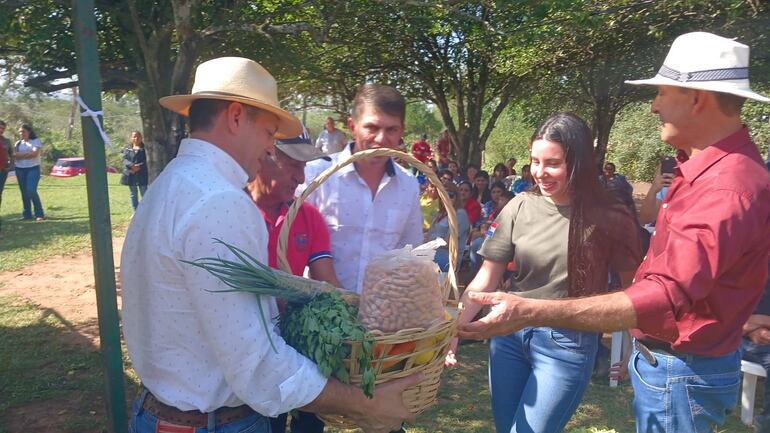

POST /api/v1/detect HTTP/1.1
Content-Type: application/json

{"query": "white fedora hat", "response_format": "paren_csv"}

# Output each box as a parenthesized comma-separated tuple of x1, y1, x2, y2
(625, 32, 769, 103)
(159, 57, 303, 137)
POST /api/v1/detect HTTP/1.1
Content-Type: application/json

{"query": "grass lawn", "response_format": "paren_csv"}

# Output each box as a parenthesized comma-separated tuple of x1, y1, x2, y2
(0, 173, 133, 273)
(0, 173, 756, 432)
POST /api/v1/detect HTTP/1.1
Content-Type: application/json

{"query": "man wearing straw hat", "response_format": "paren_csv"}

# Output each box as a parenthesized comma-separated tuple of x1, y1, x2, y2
(457, 32, 770, 432)
(121, 57, 420, 433)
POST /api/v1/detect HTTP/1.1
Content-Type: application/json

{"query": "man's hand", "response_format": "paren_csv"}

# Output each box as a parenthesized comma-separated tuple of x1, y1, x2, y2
(457, 291, 531, 340)
(352, 374, 423, 433)
(748, 327, 770, 346)
(650, 165, 674, 193)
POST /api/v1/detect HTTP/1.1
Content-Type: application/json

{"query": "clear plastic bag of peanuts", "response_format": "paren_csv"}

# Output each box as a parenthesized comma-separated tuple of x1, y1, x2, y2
(358, 239, 446, 332)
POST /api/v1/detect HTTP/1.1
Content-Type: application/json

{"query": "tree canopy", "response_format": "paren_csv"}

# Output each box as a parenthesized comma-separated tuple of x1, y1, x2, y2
(1, 0, 768, 174)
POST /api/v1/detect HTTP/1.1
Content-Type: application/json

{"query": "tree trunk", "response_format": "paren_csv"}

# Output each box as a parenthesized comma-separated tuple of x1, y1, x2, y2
(593, 106, 615, 170)
(136, 82, 185, 181)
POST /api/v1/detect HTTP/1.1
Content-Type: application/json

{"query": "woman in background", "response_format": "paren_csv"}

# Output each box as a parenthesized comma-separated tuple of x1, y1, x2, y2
(14, 124, 45, 221)
(121, 131, 149, 211)
(427, 182, 470, 272)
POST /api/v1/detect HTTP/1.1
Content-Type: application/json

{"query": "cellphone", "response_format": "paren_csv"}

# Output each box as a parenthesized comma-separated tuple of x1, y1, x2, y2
(660, 156, 676, 175)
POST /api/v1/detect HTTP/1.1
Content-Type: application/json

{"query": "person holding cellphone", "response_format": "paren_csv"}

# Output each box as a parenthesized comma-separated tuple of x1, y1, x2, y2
(638, 157, 676, 225)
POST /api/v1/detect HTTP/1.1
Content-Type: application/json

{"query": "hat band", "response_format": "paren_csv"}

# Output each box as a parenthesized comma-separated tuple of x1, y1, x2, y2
(658, 65, 749, 83)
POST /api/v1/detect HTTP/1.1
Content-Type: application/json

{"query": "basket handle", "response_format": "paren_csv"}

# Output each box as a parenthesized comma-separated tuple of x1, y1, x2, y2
(276, 147, 459, 301)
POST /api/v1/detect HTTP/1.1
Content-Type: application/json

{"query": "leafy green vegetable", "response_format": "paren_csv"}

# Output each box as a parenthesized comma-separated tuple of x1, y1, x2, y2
(281, 291, 376, 398)
(183, 239, 376, 397)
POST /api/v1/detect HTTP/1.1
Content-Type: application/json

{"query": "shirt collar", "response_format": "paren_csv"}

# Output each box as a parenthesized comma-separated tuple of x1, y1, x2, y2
(338, 142, 396, 177)
(177, 138, 249, 188)
(677, 127, 752, 183)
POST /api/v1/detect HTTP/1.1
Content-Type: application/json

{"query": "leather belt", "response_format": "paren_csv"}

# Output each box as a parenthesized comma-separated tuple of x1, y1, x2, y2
(142, 392, 255, 427)
(635, 339, 686, 367)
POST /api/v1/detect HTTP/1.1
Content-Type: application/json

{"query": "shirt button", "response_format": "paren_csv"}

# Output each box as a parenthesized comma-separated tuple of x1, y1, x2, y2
(652, 230, 657, 236)
(632, 278, 636, 283)
(643, 255, 647, 260)
(662, 203, 668, 209)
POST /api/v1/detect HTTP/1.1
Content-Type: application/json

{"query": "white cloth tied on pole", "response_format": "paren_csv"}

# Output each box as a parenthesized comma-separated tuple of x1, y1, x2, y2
(76, 95, 114, 150)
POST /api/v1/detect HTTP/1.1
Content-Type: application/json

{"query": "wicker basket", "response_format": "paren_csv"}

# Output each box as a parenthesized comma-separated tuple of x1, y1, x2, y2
(276, 148, 460, 428)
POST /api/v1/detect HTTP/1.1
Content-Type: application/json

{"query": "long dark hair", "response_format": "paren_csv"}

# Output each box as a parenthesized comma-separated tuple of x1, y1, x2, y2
(473, 170, 491, 203)
(21, 124, 37, 140)
(531, 112, 614, 297)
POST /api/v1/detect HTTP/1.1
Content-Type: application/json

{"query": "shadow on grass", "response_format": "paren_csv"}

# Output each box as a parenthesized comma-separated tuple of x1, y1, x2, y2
(0, 295, 139, 433)
(0, 219, 92, 271)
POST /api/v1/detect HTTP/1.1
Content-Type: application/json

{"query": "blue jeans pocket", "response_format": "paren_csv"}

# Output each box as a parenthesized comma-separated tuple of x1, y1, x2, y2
(235, 414, 270, 433)
(686, 377, 739, 432)
(630, 351, 666, 392)
(549, 328, 584, 353)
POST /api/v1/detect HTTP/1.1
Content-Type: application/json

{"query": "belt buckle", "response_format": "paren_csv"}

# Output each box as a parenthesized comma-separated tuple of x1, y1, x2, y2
(636, 341, 658, 367)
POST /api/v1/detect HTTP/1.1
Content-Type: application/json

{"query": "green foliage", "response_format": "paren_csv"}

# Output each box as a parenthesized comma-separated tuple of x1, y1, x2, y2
(281, 292, 376, 398)
(404, 101, 444, 145)
(0, 93, 141, 172)
(606, 102, 671, 182)
(482, 105, 535, 172)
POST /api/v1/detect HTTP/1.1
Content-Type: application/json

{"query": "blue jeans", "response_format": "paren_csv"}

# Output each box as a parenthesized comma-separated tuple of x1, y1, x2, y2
(489, 327, 598, 433)
(129, 184, 148, 211)
(0, 169, 7, 211)
(15, 165, 44, 218)
(129, 390, 271, 433)
(629, 345, 740, 433)
(469, 236, 484, 275)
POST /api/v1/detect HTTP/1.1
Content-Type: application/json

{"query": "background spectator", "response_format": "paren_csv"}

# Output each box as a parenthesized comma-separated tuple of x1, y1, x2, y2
(473, 170, 491, 204)
(491, 163, 509, 186)
(458, 180, 481, 226)
(14, 123, 44, 221)
(436, 130, 450, 167)
(420, 181, 439, 231)
(121, 131, 149, 212)
(0, 120, 12, 230)
(426, 182, 470, 272)
(638, 162, 674, 225)
(314, 116, 347, 155)
(512, 164, 533, 193)
(411, 133, 432, 165)
(598, 162, 633, 195)
(437, 168, 454, 187)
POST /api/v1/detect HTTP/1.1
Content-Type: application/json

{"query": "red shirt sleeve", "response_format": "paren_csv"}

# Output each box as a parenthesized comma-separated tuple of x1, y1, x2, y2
(302, 203, 332, 264)
(626, 187, 766, 345)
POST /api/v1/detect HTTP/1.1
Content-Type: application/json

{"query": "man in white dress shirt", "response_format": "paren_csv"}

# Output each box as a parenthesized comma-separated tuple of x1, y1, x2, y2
(304, 84, 424, 294)
(121, 57, 419, 433)
(314, 116, 348, 155)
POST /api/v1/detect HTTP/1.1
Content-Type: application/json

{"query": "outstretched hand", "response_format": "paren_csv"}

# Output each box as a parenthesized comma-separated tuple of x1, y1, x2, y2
(457, 291, 531, 340)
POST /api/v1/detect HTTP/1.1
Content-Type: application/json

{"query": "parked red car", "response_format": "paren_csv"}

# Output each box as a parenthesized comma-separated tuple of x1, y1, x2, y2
(50, 157, 118, 177)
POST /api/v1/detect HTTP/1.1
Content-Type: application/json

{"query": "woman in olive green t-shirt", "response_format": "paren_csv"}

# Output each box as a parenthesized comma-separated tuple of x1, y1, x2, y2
(447, 113, 642, 433)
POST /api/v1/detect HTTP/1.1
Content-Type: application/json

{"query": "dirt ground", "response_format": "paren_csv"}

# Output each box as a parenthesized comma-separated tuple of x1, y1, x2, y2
(0, 237, 124, 350)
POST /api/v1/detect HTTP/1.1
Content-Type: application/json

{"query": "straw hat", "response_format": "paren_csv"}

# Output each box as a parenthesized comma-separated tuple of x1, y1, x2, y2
(159, 57, 303, 137)
(625, 32, 769, 103)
